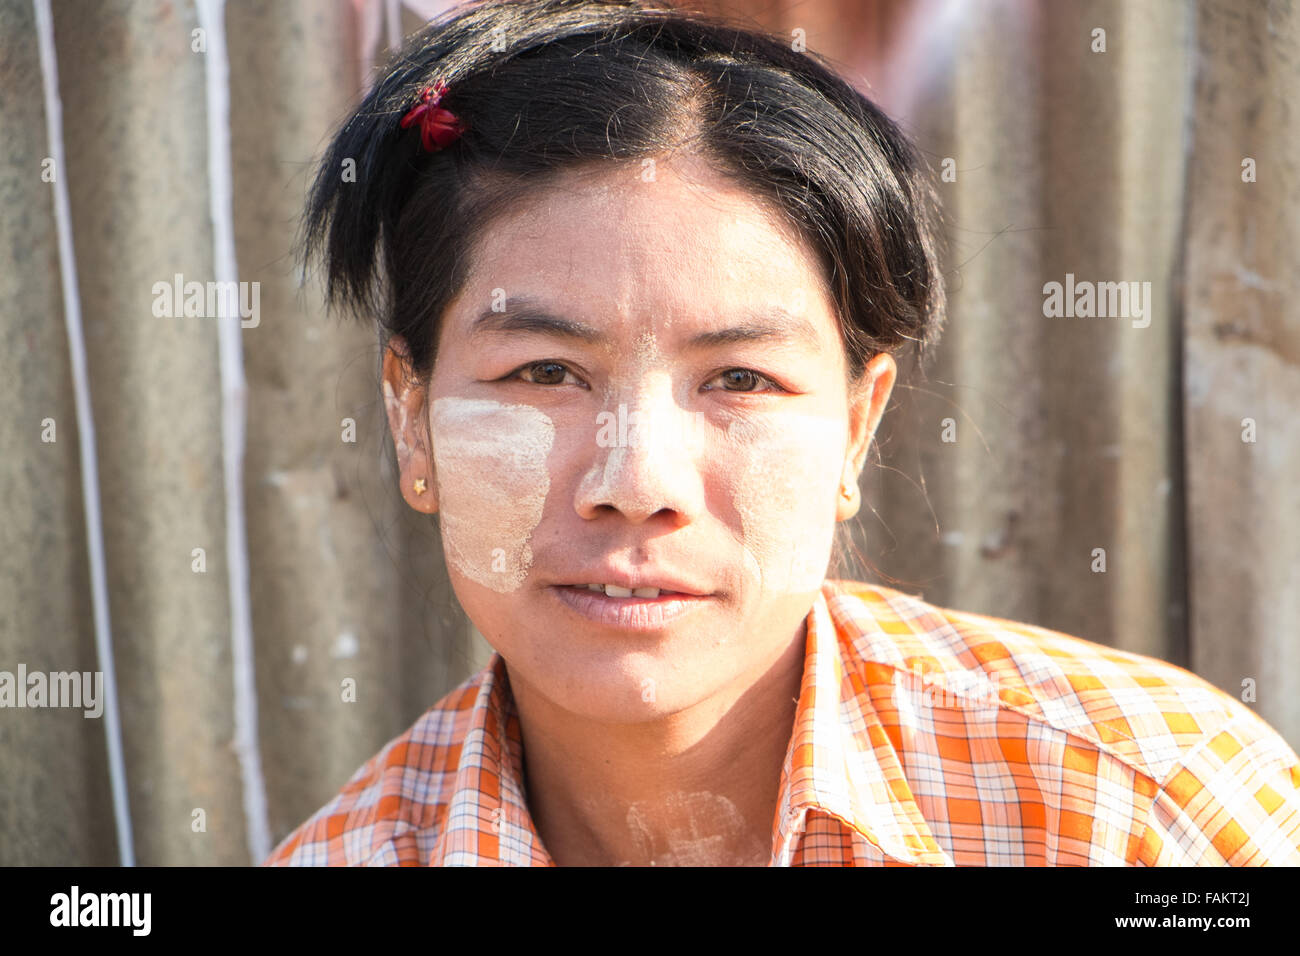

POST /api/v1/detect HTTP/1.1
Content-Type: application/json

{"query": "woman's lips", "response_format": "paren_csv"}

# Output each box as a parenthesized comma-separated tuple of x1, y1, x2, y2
(548, 584, 713, 630)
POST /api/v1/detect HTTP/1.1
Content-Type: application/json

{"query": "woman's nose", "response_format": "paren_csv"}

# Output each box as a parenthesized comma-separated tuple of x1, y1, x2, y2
(573, 395, 707, 525)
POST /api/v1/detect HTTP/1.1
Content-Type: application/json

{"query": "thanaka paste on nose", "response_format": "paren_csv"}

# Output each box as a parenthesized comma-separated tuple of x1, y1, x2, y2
(581, 330, 703, 512)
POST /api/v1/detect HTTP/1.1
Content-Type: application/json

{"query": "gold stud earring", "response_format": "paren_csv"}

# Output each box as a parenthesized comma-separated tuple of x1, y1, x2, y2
(841, 483, 855, 499)
(413, 477, 427, 495)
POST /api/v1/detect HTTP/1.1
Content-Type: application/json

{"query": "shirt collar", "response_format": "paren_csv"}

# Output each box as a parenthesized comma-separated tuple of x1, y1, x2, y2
(430, 583, 952, 866)
(771, 584, 953, 865)
(429, 655, 554, 866)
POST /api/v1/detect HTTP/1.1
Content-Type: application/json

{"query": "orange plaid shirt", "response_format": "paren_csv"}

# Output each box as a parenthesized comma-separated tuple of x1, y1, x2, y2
(264, 579, 1300, 866)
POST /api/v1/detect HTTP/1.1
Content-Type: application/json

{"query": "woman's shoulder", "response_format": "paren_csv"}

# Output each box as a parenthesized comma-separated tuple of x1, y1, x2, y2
(261, 662, 498, 866)
(821, 579, 1294, 785)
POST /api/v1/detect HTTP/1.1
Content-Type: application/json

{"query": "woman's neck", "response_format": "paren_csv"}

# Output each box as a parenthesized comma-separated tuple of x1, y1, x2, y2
(511, 622, 807, 867)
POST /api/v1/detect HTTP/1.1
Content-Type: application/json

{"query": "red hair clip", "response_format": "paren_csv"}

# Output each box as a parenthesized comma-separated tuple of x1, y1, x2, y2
(400, 79, 467, 152)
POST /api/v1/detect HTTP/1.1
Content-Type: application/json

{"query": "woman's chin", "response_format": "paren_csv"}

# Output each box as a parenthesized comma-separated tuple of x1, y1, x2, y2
(497, 637, 746, 724)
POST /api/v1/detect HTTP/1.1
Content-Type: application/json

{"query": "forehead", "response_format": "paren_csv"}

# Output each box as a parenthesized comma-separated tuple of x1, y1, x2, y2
(452, 155, 839, 346)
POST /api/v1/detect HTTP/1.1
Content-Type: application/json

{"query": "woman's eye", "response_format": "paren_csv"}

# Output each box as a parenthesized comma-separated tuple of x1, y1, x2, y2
(707, 368, 785, 393)
(504, 363, 782, 392)
(512, 361, 583, 387)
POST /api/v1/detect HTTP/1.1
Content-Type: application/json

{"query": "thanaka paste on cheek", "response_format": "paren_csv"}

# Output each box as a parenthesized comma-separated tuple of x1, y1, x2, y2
(724, 412, 846, 597)
(430, 397, 555, 593)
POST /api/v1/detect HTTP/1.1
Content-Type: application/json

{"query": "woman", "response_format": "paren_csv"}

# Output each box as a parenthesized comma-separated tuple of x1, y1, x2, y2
(265, 0, 1300, 866)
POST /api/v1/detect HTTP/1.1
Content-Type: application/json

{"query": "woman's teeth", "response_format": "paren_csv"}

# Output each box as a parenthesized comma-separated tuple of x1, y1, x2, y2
(583, 584, 666, 598)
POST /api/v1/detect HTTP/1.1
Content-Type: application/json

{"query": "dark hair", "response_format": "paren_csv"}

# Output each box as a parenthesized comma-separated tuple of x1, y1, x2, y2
(302, 0, 946, 388)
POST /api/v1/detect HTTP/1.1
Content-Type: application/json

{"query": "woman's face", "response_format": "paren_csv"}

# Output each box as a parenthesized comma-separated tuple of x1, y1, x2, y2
(383, 153, 895, 722)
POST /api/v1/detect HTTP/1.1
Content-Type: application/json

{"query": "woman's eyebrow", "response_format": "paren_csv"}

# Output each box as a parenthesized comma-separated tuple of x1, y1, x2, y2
(467, 302, 822, 351)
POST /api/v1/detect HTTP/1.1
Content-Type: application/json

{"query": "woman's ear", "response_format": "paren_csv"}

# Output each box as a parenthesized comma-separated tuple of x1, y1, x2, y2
(381, 337, 438, 514)
(837, 351, 896, 522)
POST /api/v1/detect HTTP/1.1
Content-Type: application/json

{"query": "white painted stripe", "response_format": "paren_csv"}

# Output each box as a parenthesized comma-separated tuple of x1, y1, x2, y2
(386, 0, 401, 51)
(195, 0, 271, 865)
(32, 0, 136, 868)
